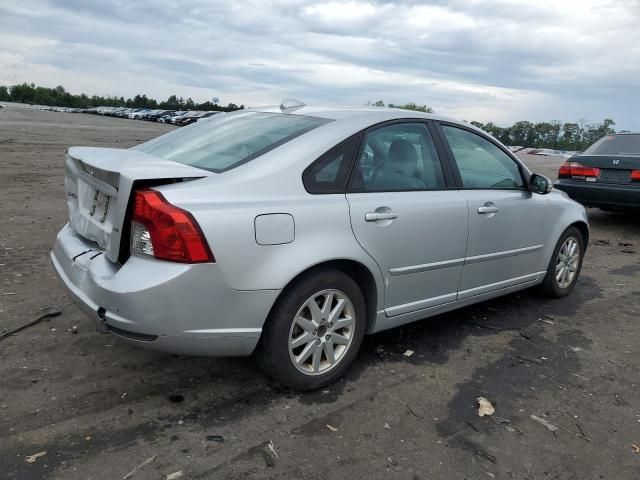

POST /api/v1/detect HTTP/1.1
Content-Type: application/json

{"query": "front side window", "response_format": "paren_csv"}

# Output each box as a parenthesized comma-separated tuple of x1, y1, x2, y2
(442, 125, 524, 189)
(135, 111, 330, 173)
(350, 123, 445, 192)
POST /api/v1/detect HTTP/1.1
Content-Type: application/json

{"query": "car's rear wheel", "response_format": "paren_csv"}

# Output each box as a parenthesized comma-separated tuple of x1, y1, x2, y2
(541, 226, 584, 298)
(256, 269, 366, 391)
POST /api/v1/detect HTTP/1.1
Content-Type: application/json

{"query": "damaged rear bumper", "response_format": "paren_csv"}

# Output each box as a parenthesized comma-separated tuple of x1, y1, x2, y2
(50, 224, 279, 356)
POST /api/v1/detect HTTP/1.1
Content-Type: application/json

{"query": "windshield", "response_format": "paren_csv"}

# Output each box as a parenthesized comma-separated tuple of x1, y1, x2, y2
(135, 111, 330, 172)
(584, 134, 640, 155)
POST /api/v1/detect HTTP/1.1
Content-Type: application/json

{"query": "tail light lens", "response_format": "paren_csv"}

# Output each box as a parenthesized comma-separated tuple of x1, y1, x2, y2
(131, 189, 214, 263)
(558, 161, 601, 180)
(631, 170, 640, 181)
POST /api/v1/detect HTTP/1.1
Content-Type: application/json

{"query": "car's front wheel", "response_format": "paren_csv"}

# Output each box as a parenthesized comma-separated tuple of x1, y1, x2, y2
(541, 226, 585, 298)
(256, 269, 366, 391)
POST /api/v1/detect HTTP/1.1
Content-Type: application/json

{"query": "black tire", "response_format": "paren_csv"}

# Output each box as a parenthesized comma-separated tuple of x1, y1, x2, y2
(255, 268, 366, 391)
(541, 226, 585, 298)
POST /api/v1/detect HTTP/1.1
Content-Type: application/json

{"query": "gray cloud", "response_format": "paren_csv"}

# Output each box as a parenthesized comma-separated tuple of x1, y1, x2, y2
(0, 0, 638, 128)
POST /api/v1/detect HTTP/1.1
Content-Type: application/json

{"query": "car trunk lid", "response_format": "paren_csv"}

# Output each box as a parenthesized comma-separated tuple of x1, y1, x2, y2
(573, 154, 640, 184)
(65, 147, 215, 262)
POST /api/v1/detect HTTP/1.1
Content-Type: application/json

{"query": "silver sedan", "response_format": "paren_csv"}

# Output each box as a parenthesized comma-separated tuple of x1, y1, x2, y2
(51, 101, 588, 390)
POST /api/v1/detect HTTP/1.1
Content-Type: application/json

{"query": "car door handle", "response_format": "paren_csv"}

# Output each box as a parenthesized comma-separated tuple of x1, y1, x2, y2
(365, 212, 398, 222)
(477, 203, 499, 214)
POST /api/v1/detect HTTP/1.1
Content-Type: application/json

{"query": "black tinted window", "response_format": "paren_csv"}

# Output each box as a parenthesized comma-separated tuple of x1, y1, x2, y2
(303, 135, 361, 193)
(350, 123, 445, 192)
(584, 134, 640, 155)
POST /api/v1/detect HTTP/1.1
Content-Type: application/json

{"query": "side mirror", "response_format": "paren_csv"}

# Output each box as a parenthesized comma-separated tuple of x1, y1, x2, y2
(529, 173, 553, 194)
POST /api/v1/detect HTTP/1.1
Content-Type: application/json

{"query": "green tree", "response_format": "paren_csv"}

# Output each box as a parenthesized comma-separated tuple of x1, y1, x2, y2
(395, 102, 433, 113)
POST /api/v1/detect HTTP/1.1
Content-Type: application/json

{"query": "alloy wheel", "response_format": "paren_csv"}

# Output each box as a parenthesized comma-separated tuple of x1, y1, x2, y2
(288, 289, 356, 376)
(555, 236, 580, 289)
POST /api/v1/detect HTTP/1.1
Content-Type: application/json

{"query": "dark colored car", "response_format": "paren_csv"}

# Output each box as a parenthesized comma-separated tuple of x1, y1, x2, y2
(146, 110, 175, 122)
(178, 111, 218, 126)
(555, 132, 640, 211)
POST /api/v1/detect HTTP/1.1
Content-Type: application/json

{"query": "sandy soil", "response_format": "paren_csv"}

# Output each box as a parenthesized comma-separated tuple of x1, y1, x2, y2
(1, 106, 639, 479)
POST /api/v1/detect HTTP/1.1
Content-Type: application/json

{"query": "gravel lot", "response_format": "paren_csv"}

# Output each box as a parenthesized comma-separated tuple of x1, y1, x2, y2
(1, 107, 639, 480)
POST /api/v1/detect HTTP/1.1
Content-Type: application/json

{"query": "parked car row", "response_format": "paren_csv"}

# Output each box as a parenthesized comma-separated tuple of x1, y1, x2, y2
(85, 106, 221, 126)
(24, 104, 221, 126)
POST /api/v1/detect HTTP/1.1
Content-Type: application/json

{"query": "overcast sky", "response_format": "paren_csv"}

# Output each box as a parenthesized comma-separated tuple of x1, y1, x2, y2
(1, 0, 638, 129)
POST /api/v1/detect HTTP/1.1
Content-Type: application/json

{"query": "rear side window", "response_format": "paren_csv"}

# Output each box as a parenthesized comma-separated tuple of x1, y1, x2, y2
(442, 125, 524, 189)
(303, 134, 361, 194)
(584, 134, 640, 155)
(135, 111, 330, 173)
(350, 122, 445, 192)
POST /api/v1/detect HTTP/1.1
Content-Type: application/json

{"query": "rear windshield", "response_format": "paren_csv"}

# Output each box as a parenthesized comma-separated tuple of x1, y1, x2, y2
(584, 134, 640, 155)
(134, 111, 330, 172)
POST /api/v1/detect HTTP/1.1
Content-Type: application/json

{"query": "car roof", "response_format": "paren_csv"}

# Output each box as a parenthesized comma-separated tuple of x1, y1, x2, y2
(249, 104, 461, 123)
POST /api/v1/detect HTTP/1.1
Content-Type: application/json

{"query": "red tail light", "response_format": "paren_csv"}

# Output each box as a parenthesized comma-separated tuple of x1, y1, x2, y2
(558, 161, 601, 179)
(631, 170, 640, 181)
(131, 189, 214, 263)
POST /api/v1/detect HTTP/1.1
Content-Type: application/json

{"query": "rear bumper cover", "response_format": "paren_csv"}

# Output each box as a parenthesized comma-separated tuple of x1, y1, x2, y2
(51, 224, 279, 356)
(555, 180, 640, 209)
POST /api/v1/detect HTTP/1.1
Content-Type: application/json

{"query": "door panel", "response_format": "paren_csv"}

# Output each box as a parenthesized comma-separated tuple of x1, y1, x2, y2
(437, 124, 549, 296)
(458, 190, 548, 296)
(347, 191, 468, 315)
(346, 121, 468, 316)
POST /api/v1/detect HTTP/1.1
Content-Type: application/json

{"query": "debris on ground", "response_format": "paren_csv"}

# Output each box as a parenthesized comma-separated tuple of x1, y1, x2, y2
(326, 424, 338, 432)
(206, 435, 224, 443)
(25, 451, 46, 463)
(520, 324, 544, 339)
(384, 422, 391, 429)
(575, 423, 591, 443)
(517, 355, 544, 365)
(621, 249, 636, 254)
(530, 415, 558, 433)
(594, 239, 610, 246)
(618, 242, 634, 247)
(406, 403, 421, 418)
(568, 345, 583, 352)
(0, 309, 62, 344)
(541, 315, 555, 325)
(261, 440, 279, 467)
(474, 448, 497, 464)
(491, 416, 519, 433)
(477, 397, 495, 417)
(168, 394, 184, 403)
(122, 455, 157, 479)
(70, 325, 78, 334)
(632, 444, 640, 453)
(403, 349, 414, 357)
(166, 471, 184, 480)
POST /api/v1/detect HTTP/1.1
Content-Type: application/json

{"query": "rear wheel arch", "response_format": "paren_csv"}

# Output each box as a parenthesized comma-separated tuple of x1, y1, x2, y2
(265, 259, 379, 335)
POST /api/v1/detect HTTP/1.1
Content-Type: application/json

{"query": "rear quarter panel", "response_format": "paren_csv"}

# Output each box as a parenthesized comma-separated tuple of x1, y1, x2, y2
(156, 120, 387, 309)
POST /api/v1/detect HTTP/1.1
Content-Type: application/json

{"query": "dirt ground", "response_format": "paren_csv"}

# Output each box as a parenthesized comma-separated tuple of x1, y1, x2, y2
(1, 106, 639, 480)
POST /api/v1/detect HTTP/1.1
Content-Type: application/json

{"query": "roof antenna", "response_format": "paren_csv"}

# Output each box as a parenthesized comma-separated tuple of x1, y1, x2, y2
(280, 98, 305, 111)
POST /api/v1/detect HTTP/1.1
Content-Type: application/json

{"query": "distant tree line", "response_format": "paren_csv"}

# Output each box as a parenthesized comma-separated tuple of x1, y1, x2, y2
(368, 100, 433, 113)
(369, 100, 616, 151)
(0, 85, 616, 151)
(470, 119, 615, 152)
(0, 83, 244, 112)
